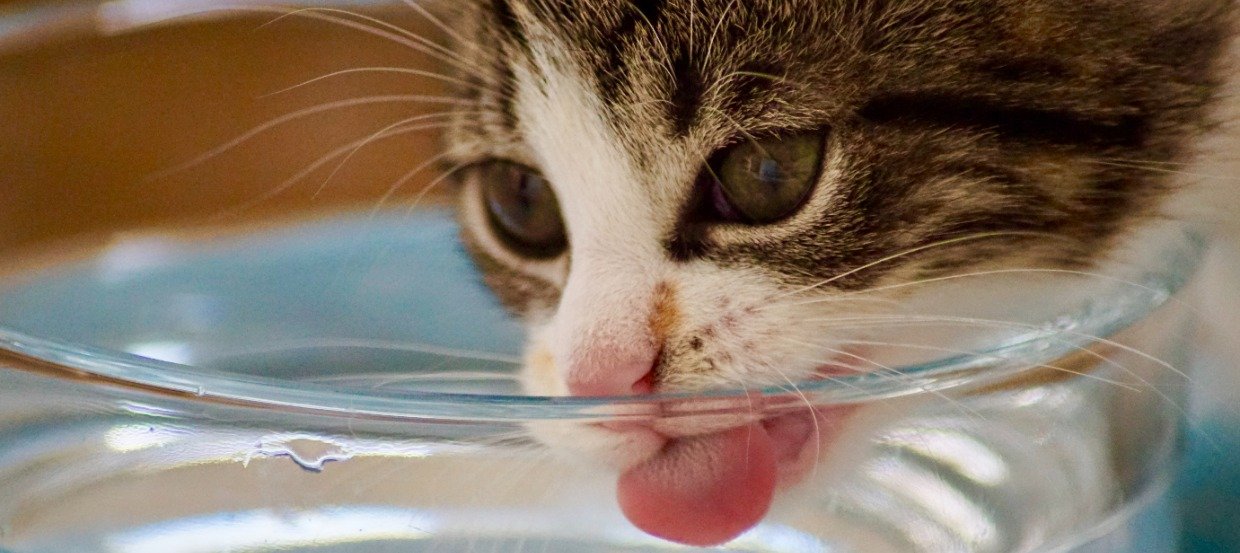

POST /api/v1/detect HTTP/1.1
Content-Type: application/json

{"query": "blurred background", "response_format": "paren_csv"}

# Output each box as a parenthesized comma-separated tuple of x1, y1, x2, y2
(0, 0, 449, 256)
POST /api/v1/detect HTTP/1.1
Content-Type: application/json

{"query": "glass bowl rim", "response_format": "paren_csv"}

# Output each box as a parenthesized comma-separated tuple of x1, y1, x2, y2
(0, 220, 1207, 421)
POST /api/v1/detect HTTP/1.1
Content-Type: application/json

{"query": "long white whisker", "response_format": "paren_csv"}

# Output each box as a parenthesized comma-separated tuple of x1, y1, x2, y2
(1086, 159, 1240, 182)
(764, 362, 823, 479)
(206, 122, 455, 219)
(838, 338, 1142, 392)
(776, 294, 903, 310)
(785, 339, 985, 420)
(285, 119, 456, 205)
(145, 95, 469, 181)
(799, 315, 1213, 451)
(703, 0, 742, 66)
(256, 7, 484, 79)
(798, 315, 1199, 425)
(399, 0, 486, 57)
(801, 313, 1192, 381)
(776, 356, 872, 391)
(403, 160, 474, 215)
(312, 115, 463, 198)
(370, 150, 459, 216)
(783, 267, 1202, 320)
(1096, 157, 1195, 167)
(261, 67, 482, 98)
(767, 231, 1072, 303)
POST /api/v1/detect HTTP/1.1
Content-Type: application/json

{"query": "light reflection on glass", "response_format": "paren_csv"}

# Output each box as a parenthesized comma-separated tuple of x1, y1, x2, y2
(125, 341, 195, 365)
(846, 486, 959, 552)
(881, 427, 1010, 486)
(94, 0, 410, 35)
(104, 507, 437, 553)
(104, 424, 189, 453)
(1006, 386, 1056, 409)
(868, 459, 999, 549)
(118, 401, 183, 419)
(94, 238, 178, 284)
(734, 524, 831, 553)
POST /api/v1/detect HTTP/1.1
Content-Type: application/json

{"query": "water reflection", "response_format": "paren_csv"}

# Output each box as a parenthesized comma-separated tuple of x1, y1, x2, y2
(868, 459, 999, 550)
(104, 507, 436, 553)
(880, 427, 1010, 487)
(103, 424, 189, 453)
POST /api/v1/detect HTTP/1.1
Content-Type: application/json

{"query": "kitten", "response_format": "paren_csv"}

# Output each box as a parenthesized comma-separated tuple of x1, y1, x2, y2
(442, 0, 1233, 547)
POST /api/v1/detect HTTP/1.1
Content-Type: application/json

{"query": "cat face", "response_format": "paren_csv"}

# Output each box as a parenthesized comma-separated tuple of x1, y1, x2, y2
(445, 0, 1227, 461)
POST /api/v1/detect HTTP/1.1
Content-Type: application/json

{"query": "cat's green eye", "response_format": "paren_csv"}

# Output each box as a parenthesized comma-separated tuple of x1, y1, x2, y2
(479, 161, 568, 259)
(710, 132, 827, 224)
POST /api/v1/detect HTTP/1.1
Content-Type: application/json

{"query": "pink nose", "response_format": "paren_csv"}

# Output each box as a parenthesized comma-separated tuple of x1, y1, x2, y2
(565, 349, 658, 397)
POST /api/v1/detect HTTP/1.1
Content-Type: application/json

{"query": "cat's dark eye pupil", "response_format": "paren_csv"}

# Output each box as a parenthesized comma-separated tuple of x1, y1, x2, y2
(706, 131, 827, 225)
(480, 161, 568, 259)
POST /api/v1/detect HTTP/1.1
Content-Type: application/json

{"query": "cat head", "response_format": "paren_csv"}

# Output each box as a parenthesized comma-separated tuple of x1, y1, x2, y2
(444, 0, 1229, 463)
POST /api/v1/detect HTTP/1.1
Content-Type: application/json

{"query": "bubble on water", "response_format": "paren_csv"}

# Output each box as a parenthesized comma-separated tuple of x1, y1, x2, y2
(255, 435, 353, 473)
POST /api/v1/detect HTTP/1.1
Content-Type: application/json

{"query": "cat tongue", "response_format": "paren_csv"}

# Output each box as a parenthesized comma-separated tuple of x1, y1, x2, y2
(616, 424, 777, 547)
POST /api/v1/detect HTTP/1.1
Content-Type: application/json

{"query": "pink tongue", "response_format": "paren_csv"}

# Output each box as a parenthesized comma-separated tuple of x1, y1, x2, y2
(617, 424, 778, 547)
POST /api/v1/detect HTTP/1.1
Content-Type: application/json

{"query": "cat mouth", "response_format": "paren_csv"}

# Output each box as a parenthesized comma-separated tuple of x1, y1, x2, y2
(575, 353, 864, 547)
(613, 404, 856, 547)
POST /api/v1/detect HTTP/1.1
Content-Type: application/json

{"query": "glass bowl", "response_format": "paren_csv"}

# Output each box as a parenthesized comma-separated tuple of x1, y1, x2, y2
(0, 2, 1208, 552)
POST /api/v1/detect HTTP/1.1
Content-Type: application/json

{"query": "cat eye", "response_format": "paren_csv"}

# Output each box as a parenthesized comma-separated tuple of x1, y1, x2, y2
(477, 161, 568, 259)
(706, 132, 827, 224)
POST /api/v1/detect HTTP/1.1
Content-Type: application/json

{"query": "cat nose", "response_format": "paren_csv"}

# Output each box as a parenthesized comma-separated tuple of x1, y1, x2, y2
(565, 348, 658, 397)
(555, 275, 677, 397)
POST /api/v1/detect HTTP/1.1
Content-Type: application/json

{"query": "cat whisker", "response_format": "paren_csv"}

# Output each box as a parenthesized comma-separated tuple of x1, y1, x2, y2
(703, 0, 743, 65)
(781, 267, 1202, 320)
(145, 95, 469, 182)
(837, 338, 1142, 392)
(256, 7, 484, 80)
(1085, 159, 1240, 182)
(713, 375, 760, 417)
(703, 106, 770, 157)
(781, 357, 873, 387)
(1095, 157, 1195, 167)
(764, 231, 1074, 304)
(398, 0, 486, 57)
(211, 119, 457, 218)
(370, 150, 461, 216)
(260, 67, 482, 99)
(762, 361, 824, 479)
(806, 318, 1212, 454)
(312, 115, 466, 198)
(784, 340, 987, 421)
(401, 159, 476, 216)
(717, 70, 797, 88)
(801, 313, 1192, 382)
(775, 294, 903, 311)
(795, 314, 1196, 428)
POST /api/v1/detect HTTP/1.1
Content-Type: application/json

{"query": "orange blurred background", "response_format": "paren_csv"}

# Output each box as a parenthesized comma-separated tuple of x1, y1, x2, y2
(0, 3, 452, 255)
